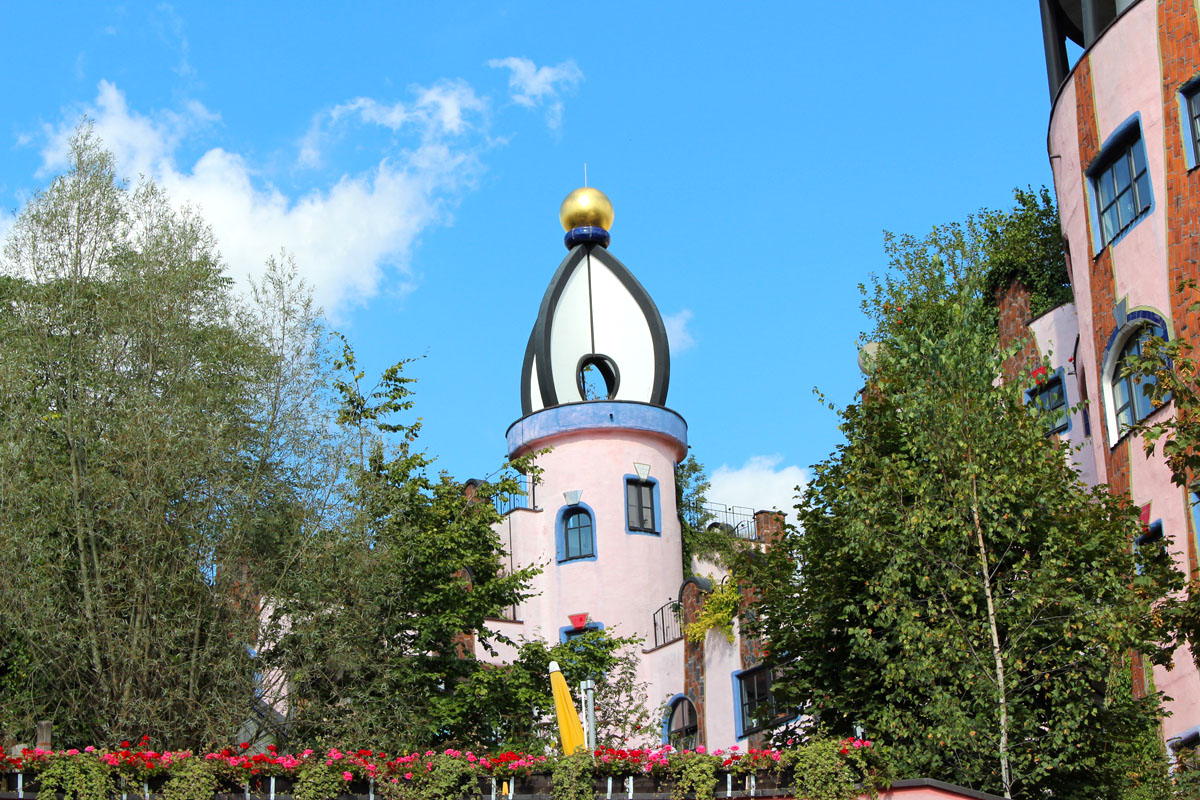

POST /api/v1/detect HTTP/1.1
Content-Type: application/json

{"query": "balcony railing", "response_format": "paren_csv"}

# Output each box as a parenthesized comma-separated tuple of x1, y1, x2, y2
(651, 600, 683, 649)
(493, 474, 532, 516)
(681, 501, 760, 541)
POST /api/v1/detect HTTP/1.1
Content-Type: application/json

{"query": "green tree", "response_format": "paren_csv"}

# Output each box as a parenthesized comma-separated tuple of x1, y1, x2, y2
(448, 630, 654, 751)
(0, 126, 304, 747)
(677, 455, 726, 575)
(262, 344, 542, 750)
(981, 187, 1072, 318)
(741, 193, 1178, 800)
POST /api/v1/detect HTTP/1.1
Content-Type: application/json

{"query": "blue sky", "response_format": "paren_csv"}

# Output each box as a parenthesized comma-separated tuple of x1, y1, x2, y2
(0, 2, 1056, 514)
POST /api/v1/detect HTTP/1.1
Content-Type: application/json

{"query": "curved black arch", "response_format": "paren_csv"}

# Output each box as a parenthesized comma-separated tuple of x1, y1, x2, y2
(575, 352, 620, 401)
(520, 324, 538, 416)
(529, 243, 671, 410)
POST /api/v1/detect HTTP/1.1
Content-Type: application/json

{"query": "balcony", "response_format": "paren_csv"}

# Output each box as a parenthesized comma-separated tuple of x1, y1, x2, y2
(681, 501, 761, 541)
(650, 600, 683, 649)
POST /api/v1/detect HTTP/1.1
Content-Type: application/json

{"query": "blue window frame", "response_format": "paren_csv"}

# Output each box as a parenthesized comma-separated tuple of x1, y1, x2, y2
(1182, 79, 1200, 169)
(558, 621, 604, 644)
(663, 695, 698, 750)
(625, 475, 661, 535)
(1191, 491, 1200, 575)
(1025, 369, 1069, 435)
(1089, 118, 1152, 249)
(563, 509, 594, 561)
(556, 502, 598, 563)
(1112, 322, 1165, 434)
(732, 667, 790, 739)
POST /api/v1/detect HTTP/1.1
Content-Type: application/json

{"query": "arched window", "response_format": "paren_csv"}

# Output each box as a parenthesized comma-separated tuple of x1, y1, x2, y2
(562, 508, 595, 561)
(1108, 320, 1166, 437)
(666, 697, 698, 750)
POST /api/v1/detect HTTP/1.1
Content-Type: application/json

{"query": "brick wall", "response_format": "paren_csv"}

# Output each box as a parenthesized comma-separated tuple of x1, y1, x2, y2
(996, 279, 1044, 384)
(681, 580, 708, 748)
(1160, 0, 1200, 578)
(1074, 51, 1142, 694)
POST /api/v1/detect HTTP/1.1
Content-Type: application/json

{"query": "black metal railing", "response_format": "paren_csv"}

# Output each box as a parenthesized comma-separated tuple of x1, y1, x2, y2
(493, 474, 532, 516)
(681, 501, 760, 541)
(651, 600, 683, 648)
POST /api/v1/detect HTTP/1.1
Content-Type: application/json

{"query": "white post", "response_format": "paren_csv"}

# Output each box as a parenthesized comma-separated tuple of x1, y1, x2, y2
(580, 679, 597, 750)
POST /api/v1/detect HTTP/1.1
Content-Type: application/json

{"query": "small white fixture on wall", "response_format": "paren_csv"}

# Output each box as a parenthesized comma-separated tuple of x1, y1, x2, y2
(633, 462, 651, 481)
(563, 489, 583, 506)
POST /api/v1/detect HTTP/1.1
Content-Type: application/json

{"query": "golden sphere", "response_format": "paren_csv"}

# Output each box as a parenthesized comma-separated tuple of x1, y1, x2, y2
(559, 187, 614, 231)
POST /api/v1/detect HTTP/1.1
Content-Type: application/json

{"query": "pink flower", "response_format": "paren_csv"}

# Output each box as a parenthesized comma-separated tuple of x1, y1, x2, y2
(695, 746, 705, 754)
(84, 747, 95, 753)
(342, 772, 352, 782)
(404, 773, 413, 781)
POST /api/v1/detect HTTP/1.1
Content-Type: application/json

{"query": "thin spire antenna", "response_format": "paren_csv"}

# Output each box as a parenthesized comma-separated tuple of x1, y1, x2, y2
(583, 163, 588, 188)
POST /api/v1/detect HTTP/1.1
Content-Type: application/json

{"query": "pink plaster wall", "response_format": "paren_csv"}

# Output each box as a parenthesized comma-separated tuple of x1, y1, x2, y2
(476, 413, 758, 749)
(1028, 304, 1099, 484)
(703, 623, 743, 750)
(478, 422, 687, 740)
(1046, 0, 1200, 742)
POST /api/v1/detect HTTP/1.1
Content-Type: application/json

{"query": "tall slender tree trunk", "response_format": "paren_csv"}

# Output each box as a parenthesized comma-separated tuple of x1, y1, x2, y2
(69, 440, 103, 680)
(971, 475, 1012, 799)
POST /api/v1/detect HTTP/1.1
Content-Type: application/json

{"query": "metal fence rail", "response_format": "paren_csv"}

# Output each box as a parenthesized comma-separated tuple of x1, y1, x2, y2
(651, 600, 683, 649)
(493, 474, 531, 516)
(681, 501, 760, 541)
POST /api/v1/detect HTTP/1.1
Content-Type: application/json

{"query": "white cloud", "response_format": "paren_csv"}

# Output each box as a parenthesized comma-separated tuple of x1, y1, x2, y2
(709, 455, 808, 525)
(152, 4, 195, 79)
(37, 80, 489, 318)
(487, 57, 582, 129)
(664, 308, 695, 354)
(301, 79, 486, 168)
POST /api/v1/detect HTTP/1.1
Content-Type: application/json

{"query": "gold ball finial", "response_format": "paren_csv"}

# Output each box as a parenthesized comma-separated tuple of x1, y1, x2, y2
(559, 187, 614, 232)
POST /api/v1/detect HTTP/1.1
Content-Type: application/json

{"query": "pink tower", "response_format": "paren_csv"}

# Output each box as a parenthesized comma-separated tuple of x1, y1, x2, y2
(479, 189, 776, 750)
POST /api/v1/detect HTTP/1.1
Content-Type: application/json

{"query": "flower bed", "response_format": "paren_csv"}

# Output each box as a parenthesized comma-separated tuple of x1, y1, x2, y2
(1, 737, 880, 800)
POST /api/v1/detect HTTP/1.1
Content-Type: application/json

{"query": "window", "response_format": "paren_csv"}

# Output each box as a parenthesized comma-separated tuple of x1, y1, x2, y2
(736, 667, 786, 736)
(666, 697, 699, 750)
(1111, 322, 1165, 435)
(560, 622, 603, 644)
(556, 503, 597, 563)
(1185, 85, 1200, 167)
(626, 479, 657, 533)
(1027, 372, 1069, 435)
(1092, 128, 1151, 247)
(562, 508, 595, 561)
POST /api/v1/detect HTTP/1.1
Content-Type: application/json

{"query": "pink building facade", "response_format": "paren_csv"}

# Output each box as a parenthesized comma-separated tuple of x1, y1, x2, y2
(475, 190, 779, 752)
(1035, 0, 1200, 750)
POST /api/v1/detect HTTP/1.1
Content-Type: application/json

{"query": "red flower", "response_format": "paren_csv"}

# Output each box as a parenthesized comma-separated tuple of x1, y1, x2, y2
(239, 742, 250, 750)
(1031, 365, 1049, 384)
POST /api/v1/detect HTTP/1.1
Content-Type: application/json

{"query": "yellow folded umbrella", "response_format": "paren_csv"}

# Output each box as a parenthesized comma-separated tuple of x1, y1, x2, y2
(549, 660, 586, 754)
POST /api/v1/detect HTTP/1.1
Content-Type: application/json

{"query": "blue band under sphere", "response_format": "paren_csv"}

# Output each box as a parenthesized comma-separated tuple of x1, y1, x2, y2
(564, 226, 611, 249)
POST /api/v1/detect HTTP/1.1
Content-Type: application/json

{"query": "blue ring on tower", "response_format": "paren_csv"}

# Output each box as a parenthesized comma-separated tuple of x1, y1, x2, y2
(564, 226, 610, 249)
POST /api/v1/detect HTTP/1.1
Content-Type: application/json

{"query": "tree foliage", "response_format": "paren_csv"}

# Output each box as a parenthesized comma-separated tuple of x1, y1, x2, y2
(450, 631, 655, 752)
(0, 127, 299, 746)
(741, 193, 1178, 800)
(0, 126, 548, 754)
(260, 345, 542, 748)
(980, 186, 1072, 318)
